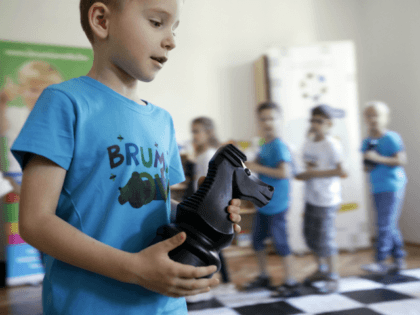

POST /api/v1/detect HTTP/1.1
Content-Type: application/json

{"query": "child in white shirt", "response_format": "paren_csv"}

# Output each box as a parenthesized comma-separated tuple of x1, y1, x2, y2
(296, 104, 347, 294)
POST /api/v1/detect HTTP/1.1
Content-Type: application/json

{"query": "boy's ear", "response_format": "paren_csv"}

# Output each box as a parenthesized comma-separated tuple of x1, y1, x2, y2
(328, 119, 333, 127)
(88, 2, 112, 42)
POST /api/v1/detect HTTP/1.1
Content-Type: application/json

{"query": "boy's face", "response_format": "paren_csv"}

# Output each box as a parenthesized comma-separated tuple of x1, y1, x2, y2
(107, 0, 183, 82)
(364, 106, 388, 131)
(309, 114, 332, 137)
(258, 108, 280, 139)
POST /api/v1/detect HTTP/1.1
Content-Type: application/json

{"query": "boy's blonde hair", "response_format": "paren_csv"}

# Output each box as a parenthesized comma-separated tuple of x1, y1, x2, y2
(80, 0, 126, 44)
(18, 61, 63, 86)
(365, 100, 390, 117)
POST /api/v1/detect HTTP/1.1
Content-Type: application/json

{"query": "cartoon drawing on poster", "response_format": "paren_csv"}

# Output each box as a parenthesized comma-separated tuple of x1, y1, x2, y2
(0, 61, 64, 183)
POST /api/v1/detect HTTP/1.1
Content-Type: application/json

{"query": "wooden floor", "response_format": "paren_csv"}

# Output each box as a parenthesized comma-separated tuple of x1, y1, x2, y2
(1, 244, 420, 315)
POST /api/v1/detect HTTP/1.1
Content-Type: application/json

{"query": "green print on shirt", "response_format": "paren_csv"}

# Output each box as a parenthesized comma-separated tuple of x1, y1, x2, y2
(107, 142, 170, 209)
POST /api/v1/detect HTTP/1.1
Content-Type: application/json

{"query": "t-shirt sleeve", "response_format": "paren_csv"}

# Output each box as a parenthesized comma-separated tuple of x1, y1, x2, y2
(275, 141, 292, 165)
(301, 141, 310, 162)
(361, 138, 369, 152)
(387, 132, 406, 155)
(11, 88, 75, 171)
(330, 139, 343, 165)
(168, 118, 185, 186)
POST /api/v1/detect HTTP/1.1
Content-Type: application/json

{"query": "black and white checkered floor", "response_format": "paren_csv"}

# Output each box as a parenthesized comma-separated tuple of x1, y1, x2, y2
(187, 269, 420, 315)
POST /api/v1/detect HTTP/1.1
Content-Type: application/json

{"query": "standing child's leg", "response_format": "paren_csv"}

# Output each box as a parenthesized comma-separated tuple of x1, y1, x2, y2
(270, 210, 296, 284)
(320, 205, 340, 293)
(391, 187, 407, 271)
(243, 212, 271, 290)
(256, 249, 269, 277)
(270, 210, 301, 297)
(304, 204, 340, 293)
(363, 189, 407, 274)
(362, 191, 405, 274)
(303, 203, 329, 283)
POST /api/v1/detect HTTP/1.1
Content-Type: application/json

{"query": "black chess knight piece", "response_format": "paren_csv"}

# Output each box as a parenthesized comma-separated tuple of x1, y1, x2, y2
(156, 144, 274, 277)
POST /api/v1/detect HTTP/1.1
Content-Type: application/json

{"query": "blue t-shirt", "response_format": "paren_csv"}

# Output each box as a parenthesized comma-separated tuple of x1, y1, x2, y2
(11, 76, 187, 315)
(257, 138, 291, 215)
(361, 131, 407, 193)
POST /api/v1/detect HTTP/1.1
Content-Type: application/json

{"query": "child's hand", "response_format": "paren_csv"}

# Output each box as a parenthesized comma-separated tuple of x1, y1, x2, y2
(131, 232, 219, 298)
(245, 161, 258, 172)
(0, 77, 19, 106)
(305, 161, 317, 170)
(304, 168, 316, 178)
(198, 176, 242, 234)
(364, 150, 381, 163)
(228, 199, 242, 234)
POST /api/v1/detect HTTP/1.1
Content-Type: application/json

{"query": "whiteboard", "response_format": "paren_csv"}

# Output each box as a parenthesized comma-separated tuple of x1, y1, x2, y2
(265, 41, 370, 254)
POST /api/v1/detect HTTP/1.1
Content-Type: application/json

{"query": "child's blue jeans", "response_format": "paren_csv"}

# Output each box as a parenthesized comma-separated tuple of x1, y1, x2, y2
(373, 187, 406, 262)
(252, 210, 291, 257)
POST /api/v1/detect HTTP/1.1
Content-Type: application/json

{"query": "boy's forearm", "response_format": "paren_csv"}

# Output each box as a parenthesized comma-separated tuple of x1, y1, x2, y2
(310, 169, 344, 178)
(295, 172, 310, 180)
(375, 155, 406, 166)
(252, 163, 288, 179)
(20, 213, 134, 284)
(295, 168, 344, 180)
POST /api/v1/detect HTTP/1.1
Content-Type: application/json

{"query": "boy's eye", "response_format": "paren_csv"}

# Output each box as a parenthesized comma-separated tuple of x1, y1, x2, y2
(150, 20, 162, 27)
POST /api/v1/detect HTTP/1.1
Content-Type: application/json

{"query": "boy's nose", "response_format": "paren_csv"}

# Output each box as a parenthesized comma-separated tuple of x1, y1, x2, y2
(163, 33, 176, 51)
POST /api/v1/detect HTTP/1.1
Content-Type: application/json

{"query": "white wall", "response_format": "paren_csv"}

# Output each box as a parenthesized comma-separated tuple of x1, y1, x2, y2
(311, 0, 420, 244)
(357, 0, 420, 244)
(0, 0, 326, 143)
(0, 0, 419, 258)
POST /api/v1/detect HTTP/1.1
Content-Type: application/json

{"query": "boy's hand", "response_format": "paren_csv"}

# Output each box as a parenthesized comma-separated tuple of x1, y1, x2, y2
(0, 77, 19, 106)
(132, 232, 219, 298)
(244, 161, 258, 172)
(198, 176, 242, 234)
(228, 199, 242, 234)
(364, 151, 381, 163)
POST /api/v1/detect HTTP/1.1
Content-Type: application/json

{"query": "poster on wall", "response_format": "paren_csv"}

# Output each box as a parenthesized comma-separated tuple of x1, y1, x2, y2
(264, 41, 370, 254)
(0, 40, 93, 286)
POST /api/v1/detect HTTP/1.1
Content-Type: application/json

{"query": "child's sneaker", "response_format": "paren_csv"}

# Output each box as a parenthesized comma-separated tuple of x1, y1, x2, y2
(389, 258, 407, 274)
(242, 274, 272, 291)
(271, 282, 301, 298)
(316, 273, 340, 294)
(361, 262, 392, 275)
(303, 270, 328, 286)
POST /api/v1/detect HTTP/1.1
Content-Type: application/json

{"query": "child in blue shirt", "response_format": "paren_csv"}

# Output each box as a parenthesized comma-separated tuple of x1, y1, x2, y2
(361, 101, 407, 274)
(11, 1, 242, 314)
(244, 102, 299, 297)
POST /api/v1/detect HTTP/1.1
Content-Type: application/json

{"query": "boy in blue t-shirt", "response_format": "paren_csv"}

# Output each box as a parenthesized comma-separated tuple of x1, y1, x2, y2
(361, 101, 407, 275)
(10, 1, 242, 314)
(244, 102, 299, 297)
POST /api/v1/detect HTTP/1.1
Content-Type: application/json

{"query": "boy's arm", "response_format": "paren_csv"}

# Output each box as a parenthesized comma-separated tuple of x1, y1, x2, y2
(295, 163, 346, 180)
(20, 155, 219, 298)
(364, 151, 407, 166)
(246, 161, 289, 179)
